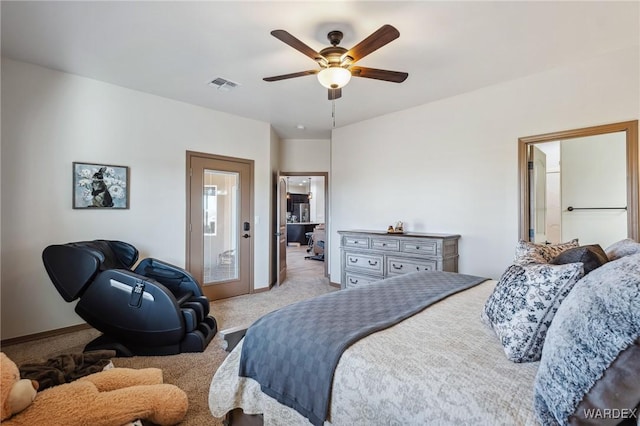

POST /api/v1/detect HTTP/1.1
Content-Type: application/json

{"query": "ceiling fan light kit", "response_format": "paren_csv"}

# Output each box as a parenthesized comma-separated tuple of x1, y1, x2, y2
(317, 67, 351, 89)
(264, 24, 408, 100)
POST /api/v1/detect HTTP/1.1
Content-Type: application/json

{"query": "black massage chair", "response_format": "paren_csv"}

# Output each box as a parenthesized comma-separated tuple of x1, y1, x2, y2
(42, 240, 217, 356)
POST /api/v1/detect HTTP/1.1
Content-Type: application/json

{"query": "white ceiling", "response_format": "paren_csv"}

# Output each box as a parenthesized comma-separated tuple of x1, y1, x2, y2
(1, 1, 638, 140)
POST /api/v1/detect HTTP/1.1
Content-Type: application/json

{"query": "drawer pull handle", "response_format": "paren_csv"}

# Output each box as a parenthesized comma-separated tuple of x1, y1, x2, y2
(382, 243, 387, 246)
(368, 260, 378, 266)
(415, 246, 420, 250)
(349, 258, 358, 263)
(354, 241, 359, 244)
(350, 278, 358, 284)
(417, 266, 420, 271)
(392, 263, 403, 270)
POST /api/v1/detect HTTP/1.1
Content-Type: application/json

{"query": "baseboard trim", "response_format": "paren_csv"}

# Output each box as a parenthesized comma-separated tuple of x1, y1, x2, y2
(1, 323, 92, 347)
(253, 286, 270, 294)
(329, 281, 341, 288)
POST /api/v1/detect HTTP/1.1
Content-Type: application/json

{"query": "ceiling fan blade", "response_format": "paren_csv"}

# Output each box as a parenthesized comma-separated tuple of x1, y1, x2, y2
(271, 30, 324, 63)
(263, 70, 318, 82)
(342, 24, 400, 64)
(350, 66, 408, 83)
(328, 88, 342, 100)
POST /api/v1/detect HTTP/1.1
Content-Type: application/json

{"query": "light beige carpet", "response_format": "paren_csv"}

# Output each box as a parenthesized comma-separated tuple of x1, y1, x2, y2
(2, 246, 335, 425)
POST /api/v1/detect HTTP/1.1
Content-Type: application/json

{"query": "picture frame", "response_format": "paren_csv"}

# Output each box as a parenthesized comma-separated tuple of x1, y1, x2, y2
(73, 162, 130, 209)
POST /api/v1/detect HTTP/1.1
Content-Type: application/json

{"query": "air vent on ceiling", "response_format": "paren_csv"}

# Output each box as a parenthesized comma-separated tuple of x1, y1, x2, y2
(208, 77, 240, 91)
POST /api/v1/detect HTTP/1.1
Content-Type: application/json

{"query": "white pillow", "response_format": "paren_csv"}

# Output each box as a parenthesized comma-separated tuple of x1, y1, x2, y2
(605, 238, 640, 261)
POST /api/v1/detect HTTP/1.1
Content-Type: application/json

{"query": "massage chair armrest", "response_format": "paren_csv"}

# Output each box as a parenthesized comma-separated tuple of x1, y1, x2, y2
(78, 269, 187, 345)
(133, 258, 203, 298)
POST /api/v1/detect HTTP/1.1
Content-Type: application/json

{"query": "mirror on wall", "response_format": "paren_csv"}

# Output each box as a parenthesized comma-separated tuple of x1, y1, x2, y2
(518, 120, 638, 247)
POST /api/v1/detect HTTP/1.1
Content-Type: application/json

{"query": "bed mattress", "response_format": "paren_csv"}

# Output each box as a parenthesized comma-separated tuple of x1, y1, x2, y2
(209, 279, 540, 425)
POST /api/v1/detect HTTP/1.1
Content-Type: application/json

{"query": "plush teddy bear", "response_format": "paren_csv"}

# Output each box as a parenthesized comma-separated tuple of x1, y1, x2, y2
(1, 352, 188, 426)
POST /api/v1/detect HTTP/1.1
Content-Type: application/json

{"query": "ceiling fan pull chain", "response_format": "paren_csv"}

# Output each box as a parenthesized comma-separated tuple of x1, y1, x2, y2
(332, 100, 336, 128)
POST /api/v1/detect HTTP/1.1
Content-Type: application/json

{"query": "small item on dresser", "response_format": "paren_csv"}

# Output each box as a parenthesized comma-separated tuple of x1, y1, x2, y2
(388, 221, 404, 234)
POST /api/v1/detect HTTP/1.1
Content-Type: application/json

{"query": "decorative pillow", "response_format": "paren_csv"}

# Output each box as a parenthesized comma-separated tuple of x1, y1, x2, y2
(549, 244, 608, 275)
(482, 262, 584, 363)
(605, 238, 640, 261)
(534, 253, 640, 425)
(514, 239, 579, 265)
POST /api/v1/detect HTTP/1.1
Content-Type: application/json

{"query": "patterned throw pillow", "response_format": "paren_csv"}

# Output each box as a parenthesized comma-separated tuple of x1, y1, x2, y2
(605, 238, 640, 261)
(514, 239, 579, 265)
(482, 262, 584, 362)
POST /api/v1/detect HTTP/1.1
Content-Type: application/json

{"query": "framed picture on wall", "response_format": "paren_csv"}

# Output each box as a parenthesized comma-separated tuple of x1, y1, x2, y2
(72, 162, 130, 209)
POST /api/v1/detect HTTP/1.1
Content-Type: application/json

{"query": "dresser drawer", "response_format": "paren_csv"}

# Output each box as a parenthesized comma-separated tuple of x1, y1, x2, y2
(344, 272, 380, 289)
(387, 256, 438, 275)
(339, 230, 460, 288)
(400, 239, 439, 256)
(342, 235, 370, 248)
(344, 252, 384, 275)
(371, 238, 400, 251)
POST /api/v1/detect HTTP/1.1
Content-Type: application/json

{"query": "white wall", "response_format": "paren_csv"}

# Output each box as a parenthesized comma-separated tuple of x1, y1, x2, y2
(1, 59, 273, 339)
(309, 178, 325, 223)
(279, 139, 330, 172)
(561, 133, 627, 247)
(330, 47, 639, 281)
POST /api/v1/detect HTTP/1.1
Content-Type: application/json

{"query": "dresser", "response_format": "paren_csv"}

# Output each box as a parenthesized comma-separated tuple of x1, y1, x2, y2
(338, 230, 460, 289)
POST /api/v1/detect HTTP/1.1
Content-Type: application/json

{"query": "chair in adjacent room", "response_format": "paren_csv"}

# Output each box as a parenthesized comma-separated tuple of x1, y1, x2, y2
(42, 239, 217, 356)
(305, 225, 326, 261)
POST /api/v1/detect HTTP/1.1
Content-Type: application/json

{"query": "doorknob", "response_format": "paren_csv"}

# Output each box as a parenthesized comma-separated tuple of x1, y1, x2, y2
(242, 234, 251, 239)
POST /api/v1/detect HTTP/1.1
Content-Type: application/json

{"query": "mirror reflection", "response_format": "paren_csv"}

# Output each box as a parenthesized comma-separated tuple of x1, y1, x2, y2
(519, 121, 639, 246)
(529, 134, 626, 248)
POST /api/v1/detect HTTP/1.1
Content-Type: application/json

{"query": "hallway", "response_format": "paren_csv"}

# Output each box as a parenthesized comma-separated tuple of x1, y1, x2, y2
(283, 245, 326, 284)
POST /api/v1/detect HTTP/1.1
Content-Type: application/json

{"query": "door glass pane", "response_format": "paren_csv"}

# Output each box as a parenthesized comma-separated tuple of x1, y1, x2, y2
(203, 169, 239, 284)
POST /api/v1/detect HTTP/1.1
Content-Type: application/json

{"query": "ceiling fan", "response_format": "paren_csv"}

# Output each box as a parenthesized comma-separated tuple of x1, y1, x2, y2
(263, 24, 408, 100)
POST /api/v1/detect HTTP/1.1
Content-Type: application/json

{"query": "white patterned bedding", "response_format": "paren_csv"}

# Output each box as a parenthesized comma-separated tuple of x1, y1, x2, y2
(209, 280, 540, 425)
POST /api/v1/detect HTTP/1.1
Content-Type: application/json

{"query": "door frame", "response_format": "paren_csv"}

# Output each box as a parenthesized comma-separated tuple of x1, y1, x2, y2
(278, 171, 329, 279)
(186, 150, 255, 297)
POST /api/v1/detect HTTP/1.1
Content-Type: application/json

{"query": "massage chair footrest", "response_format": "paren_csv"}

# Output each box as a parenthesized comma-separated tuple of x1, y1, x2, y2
(84, 315, 217, 357)
(84, 334, 180, 357)
(180, 315, 217, 353)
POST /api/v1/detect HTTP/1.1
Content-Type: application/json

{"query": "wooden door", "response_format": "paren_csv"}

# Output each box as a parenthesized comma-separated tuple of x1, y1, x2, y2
(529, 145, 547, 243)
(187, 152, 253, 300)
(276, 177, 288, 284)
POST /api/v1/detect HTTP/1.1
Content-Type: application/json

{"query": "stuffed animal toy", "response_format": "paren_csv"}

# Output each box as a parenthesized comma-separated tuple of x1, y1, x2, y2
(1, 352, 188, 426)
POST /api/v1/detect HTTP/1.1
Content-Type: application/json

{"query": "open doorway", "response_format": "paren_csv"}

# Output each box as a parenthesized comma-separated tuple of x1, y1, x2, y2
(277, 172, 329, 284)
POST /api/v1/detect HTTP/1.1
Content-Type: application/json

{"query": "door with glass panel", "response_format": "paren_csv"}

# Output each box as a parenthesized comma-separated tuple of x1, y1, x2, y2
(187, 152, 253, 300)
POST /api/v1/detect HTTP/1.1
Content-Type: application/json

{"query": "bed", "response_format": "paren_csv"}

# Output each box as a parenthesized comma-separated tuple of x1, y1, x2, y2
(209, 241, 640, 426)
(209, 277, 539, 425)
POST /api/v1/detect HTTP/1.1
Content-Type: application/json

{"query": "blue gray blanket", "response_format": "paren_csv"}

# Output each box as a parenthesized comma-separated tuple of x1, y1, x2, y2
(238, 270, 488, 426)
